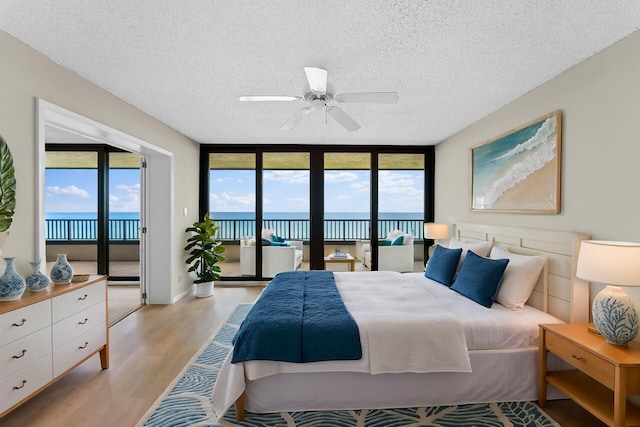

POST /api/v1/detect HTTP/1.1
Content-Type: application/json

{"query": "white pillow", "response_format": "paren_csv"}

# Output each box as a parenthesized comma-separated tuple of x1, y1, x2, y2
(448, 238, 493, 270)
(490, 246, 546, 310)
(261, 229, 275, 240)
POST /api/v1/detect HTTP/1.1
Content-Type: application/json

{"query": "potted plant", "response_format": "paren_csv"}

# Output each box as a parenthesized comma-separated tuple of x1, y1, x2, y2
(184, 213, 225, 298)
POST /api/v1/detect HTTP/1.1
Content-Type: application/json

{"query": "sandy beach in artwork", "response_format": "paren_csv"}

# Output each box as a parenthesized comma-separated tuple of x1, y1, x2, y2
(489, 159, 558, 211)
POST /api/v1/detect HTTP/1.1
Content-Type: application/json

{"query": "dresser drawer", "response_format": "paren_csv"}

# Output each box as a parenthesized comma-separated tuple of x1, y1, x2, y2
(546, 330, 614, 389)
(0, 300, 51, 347)
(53, 322, 106, 378)
(52, 281, 106, 323)
(0, 326, 51, 381)
(52, 300, 106, 350)
(0, 354, 52, 415)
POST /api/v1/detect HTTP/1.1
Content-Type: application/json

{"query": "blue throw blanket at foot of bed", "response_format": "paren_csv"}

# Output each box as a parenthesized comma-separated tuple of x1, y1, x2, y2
(231, 270, 362, 363)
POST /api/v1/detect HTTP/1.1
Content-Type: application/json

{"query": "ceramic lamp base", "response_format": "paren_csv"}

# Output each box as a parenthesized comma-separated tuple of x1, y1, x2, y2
(592, 285, 639, 345)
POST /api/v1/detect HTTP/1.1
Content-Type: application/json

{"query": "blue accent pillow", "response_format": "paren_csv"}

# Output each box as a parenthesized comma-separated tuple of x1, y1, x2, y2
(269, 241, 291, 247)
(271, 234, 285, 243)
(392, 235, 404, 246)
(261, 238, 272, 246)
(425, 245, 463, 286)
(379, 239, 392, 246)
(451, 251, 509, 308)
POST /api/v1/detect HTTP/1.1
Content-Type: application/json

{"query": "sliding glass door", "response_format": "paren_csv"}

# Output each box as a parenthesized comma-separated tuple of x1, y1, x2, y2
(208, 153, 256, 278)
(202, 145, 434, 280)
(323, 152, 370, 271)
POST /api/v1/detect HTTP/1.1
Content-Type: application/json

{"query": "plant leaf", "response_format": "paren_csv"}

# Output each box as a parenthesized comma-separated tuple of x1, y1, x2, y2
(0, 135, 16, 233)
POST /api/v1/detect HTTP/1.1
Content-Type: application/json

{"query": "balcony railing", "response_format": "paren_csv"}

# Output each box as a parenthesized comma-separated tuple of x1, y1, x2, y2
(46, 219, 140, 242)
(46, 217, 425, 242)
(217, 218, 425, 241)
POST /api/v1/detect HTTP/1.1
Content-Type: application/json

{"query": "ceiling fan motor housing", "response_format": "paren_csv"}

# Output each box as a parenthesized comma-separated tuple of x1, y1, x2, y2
(303, 82, 335, 102)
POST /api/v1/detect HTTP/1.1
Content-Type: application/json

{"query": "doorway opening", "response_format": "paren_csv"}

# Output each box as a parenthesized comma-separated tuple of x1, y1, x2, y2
(36, 99, 176, 318)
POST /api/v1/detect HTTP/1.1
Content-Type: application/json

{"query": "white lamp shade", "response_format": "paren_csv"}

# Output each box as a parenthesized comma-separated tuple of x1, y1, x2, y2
(576, 240, 640, 286)
(424, 223, 449, 240)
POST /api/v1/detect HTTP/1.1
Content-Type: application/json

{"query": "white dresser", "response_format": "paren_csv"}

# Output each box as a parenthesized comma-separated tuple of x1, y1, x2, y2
(0, 275, 108, 417)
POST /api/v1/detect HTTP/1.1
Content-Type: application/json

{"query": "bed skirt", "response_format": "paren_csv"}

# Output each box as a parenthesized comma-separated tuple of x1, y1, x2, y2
(242, 347, 566, 413)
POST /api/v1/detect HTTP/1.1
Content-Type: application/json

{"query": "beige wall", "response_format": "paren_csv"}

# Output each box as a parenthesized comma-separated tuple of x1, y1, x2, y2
(435, 29, 640, 242)
(0, 31, 200, 299)
(435, 29, 640, 306)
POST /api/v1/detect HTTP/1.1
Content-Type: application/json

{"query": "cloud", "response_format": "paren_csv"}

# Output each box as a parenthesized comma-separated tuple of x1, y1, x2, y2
(210, 192, 256, 212)
(324, 171, 358, 182)
(349, 180, 370, 193)
(109, 193, 140, 212)
(46, 185, 89, 198)
(378, 171, 424, 212)
(263, 170, 309, 184)
(115, 183, 140, 193)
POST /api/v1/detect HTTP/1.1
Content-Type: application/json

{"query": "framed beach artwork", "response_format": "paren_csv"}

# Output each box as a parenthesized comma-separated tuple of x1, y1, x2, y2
(470, 110, 562, 213)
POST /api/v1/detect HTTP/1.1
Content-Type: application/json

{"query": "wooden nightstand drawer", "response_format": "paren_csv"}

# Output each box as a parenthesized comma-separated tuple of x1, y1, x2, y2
(546, 329, 614, 389)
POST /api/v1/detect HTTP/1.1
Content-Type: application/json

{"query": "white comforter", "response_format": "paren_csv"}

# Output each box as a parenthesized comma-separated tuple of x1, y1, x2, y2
(211, 271, 559, 419)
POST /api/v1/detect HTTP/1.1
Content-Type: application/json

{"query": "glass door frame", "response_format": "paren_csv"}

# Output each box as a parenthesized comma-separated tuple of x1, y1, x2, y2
(45, 144, 141, 280)
(200, 144, 435, 280)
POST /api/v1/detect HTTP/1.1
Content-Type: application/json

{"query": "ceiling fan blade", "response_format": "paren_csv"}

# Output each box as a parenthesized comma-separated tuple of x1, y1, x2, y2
(327, 107, 360, 132)
(280, 107, 314, 131)
(304, 67, 328, 93)
(239, 95, 302, 102)
(335, 92, 399, 104)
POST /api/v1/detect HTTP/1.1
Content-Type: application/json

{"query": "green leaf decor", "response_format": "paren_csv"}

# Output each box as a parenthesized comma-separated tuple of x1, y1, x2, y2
(0, 135, 16, 233)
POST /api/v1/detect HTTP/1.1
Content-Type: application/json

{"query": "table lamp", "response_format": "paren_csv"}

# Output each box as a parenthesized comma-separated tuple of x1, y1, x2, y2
(424, 223, 449, 258)
(576, 240, 640, 345)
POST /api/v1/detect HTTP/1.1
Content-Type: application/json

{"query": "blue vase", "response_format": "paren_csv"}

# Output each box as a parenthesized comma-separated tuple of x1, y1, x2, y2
(0, 257, 26, 302)
(26, 260, 50, 293)
(50, 254, 74, 285)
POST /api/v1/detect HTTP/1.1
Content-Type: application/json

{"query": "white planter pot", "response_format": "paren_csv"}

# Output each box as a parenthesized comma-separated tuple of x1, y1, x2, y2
(195, 281, 214, 298)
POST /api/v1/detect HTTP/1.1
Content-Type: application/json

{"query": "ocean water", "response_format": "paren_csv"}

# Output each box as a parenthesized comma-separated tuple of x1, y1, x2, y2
(472, 115, 557, 208)
(46, 212, 139, 220)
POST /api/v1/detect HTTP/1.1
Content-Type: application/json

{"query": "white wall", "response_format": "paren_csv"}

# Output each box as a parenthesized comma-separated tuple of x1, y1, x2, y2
(435, 29, 640, 304)
(0, 30, 200, 301)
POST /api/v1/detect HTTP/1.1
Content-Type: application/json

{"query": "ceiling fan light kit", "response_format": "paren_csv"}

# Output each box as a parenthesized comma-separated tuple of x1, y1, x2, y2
(239, 66, 399, 132)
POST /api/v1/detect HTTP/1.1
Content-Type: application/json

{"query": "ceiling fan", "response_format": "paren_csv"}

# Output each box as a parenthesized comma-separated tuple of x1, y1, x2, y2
(239, 67, 399, 132)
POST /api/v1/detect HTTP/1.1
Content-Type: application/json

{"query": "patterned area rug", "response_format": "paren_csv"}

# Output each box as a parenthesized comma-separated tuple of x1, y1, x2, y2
(138, 303, 559, 427)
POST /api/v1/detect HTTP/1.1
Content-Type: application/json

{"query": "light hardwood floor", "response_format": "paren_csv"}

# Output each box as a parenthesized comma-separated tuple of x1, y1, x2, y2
(1, 285, 605, 427)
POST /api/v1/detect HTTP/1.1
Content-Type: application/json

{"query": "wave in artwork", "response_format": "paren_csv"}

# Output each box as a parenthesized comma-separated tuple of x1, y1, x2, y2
(474, 115, 557, 208)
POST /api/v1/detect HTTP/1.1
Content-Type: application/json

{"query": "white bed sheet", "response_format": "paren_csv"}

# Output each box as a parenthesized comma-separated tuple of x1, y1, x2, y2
(402, 272, 561, 349)
(212, 271, 562, 419)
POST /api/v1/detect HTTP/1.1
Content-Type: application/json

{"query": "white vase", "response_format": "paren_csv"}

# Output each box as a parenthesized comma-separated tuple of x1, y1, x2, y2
(0, 257, 26, 302)
(26, 260, 50, 292)
(50, 254, 74, 285)
(592, 285, 639, 345)
(195, 281, 214, 298)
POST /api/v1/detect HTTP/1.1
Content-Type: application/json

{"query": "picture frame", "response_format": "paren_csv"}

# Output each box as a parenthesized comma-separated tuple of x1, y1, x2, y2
(470, 110, 562, 213)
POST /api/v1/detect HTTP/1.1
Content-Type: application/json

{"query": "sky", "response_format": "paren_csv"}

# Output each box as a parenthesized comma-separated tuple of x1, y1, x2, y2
(45, 169, 140, 213)
(210, 169, 424, 213)
(44, 167, 424, 215)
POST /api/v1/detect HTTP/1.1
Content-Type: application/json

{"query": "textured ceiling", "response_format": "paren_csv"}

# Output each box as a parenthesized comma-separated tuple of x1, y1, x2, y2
(2, 1, 640, 146)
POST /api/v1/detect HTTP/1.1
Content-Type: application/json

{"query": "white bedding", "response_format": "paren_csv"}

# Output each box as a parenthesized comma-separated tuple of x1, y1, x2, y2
(211, 271, 562, 419)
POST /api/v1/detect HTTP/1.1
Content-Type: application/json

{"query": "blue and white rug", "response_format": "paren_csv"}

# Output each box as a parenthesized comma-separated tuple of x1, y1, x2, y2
(138, 303, 559, 426)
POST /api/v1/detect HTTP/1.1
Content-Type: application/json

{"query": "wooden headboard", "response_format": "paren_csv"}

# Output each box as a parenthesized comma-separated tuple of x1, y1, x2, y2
(453, 223, 591, 323)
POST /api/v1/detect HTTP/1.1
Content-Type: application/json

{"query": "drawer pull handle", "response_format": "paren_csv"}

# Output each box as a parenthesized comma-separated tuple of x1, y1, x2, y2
(78, 294, 88, 301)
(78, 318, 88, 325)
(12, 318, 27, 327)
(78, 341, 89, 350)
(571, 354, 584, 361)
(12, 349, 27, 359)
(13, 380, 27, 390)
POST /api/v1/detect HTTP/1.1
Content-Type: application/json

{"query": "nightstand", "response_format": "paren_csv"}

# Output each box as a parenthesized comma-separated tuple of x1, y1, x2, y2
(539, 323, 640, 427)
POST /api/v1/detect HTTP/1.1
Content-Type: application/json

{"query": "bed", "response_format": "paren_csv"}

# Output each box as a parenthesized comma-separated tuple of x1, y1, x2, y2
(212, 223, 591, 420)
